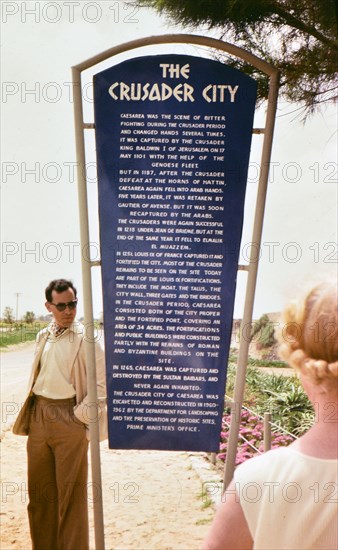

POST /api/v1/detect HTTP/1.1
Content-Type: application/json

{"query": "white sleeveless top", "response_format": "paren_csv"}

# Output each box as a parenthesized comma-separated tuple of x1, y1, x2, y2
(234, 446, 338, 549)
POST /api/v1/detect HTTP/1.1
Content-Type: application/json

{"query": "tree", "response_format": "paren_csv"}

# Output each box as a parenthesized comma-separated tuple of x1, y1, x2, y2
(23, 311, 36, 324)
(2, 307, 15, 324)
(131, 0, 338, 114)
(251, 314, 275, 348)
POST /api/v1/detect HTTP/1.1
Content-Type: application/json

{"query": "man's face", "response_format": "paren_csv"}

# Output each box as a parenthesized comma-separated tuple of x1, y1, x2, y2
(45, 287, 77, 328)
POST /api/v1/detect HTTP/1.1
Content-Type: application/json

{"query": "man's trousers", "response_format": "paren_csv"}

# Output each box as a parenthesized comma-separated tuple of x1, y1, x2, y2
(27, 396, 89, 550)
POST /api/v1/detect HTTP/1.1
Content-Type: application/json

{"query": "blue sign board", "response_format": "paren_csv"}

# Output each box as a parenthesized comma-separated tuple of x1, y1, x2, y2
(94, 54, 257, 451)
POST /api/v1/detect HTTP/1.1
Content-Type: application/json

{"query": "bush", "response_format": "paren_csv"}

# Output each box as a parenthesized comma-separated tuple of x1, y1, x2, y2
(251, 314, 276, 348)
(221, 360, 315, 462)
(218, 408, 294, 465)
(261, 383, 314, 436)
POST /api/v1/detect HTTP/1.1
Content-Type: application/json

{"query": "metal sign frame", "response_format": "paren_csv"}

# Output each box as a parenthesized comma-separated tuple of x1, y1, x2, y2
(72, 34, 279, 550)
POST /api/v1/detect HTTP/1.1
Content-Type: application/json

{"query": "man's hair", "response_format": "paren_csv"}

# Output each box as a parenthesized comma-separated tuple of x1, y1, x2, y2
(45, 279, 77, 302)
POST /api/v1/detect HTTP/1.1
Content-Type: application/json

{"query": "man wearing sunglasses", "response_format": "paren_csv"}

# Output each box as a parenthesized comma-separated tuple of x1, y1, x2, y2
(14, 278, 106, 550)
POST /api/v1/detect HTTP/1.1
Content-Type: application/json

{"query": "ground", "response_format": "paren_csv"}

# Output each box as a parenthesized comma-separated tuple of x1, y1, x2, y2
(1, 432, 217, 550)
(0, 344, 218, 550)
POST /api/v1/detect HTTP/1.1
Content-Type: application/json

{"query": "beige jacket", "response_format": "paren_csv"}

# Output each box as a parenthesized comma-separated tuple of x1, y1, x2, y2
(27, 321, 107, 441)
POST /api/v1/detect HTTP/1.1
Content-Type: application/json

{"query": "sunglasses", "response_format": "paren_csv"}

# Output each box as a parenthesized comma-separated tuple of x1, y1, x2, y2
(50, 300, 78, 312)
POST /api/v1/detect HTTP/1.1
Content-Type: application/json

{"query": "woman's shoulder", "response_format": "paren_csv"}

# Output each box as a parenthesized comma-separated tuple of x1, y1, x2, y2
(235, 446, 289, 471)
(234, 445, 337, 485)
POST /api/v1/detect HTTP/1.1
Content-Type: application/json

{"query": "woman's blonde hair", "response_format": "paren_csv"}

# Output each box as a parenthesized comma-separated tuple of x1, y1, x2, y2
(279, 282, 338, 388)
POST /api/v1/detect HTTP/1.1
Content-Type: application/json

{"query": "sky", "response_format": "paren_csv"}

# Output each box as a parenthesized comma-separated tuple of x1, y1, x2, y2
(1, 0, 337, 321)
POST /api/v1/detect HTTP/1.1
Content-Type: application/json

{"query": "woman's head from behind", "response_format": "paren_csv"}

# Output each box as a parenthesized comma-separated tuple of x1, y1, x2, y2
(279, 282, 338, 393)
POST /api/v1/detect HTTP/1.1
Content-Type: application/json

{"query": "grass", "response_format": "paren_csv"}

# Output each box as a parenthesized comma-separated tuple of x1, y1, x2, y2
(196, 518, 212, 525)
(200, 495, 213, 509)
(0, 320, 102, 348)
(0, 323, 47, 348)
(248, 357, 287, 368)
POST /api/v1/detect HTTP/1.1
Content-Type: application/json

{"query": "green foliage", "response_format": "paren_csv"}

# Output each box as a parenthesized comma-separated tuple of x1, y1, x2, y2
(261, 383, 314, 436)
(2, 306, 15, 324)
(132, 0, 338, 114)
(225, 362, 314, 437)
(0, 323, 46, 348)
(23, 311, 36, 324)
(251, 314, 276, 348)
(224, 361, 237, 396)
(248, 357, 286, 368)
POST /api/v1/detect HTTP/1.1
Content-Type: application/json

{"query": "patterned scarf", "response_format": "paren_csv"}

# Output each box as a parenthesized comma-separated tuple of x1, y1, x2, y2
(49, 321, 68, 338)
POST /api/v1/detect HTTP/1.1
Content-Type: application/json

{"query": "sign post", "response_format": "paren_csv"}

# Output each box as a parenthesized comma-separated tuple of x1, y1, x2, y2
(72, 66, 106, 550)
(72, 34, 279, 548)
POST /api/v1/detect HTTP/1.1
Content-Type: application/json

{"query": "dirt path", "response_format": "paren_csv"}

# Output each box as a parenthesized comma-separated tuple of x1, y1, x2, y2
(1, 345, 217, 549)
(1, 345, 297, 549)
(1, 430, 216, 550)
